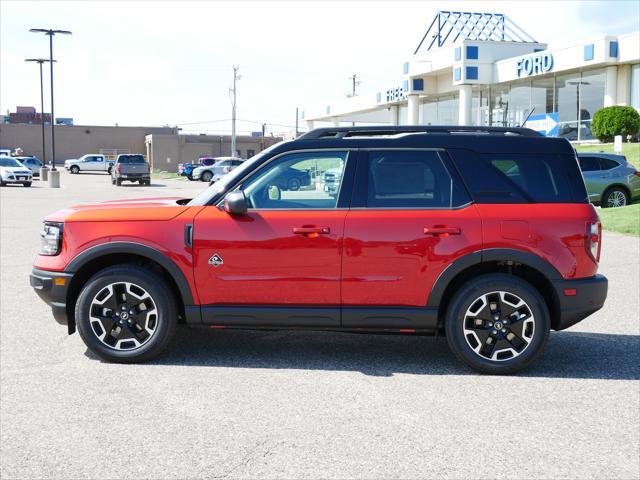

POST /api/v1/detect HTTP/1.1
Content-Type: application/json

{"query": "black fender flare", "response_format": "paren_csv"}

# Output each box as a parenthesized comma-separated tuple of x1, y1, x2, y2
(65, 241, 195, 305)
(427, 248, 562, 307)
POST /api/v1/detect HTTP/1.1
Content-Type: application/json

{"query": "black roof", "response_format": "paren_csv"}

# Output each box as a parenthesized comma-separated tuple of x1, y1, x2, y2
(298, 125, 542, 140)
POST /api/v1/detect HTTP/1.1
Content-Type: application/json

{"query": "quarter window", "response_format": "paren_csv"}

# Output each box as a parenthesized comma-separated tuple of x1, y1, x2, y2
(578, 156, 601, 172)
(241, 151, 348, 209)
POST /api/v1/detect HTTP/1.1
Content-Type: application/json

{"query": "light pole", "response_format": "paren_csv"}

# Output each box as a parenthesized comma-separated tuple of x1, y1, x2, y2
(29, 28, 72, 187)
(230, 66, 240, 157)
(25, 58, 55, 180)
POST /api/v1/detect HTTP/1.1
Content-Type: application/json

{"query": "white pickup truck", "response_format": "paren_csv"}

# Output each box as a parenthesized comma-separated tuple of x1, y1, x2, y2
(64, 154, 114, 174)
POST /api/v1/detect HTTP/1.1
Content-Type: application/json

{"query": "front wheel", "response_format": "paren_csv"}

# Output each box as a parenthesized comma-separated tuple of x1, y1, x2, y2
(602, 187, 629, 208)
(116, 178, 122, 186)
(75, 265, 178, 363)
(287, 177, 301, 191)
(201, 171, 213, 182)
(445, 273, 550, 375)
(23, 182, 32, 187)
(70, 165, 80, 174)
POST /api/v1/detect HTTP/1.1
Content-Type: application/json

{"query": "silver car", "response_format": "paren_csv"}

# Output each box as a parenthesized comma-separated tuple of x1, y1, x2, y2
(191, 157, 244, 182)
(577, 153, 640, 208)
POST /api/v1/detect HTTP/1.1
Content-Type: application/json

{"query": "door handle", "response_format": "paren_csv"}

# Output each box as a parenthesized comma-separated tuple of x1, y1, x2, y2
(423, 226, 461, 236)
(293, 226, 331, 235)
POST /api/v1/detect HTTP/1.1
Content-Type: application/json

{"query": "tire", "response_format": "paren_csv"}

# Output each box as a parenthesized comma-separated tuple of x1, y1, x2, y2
(287, 177, 301, 191)
(116, 179, 122, 186)
(144, 179, 151, 186)
(201, 171, 213, 183)
(23, 182, 32, 187)
(111, 177, 116, 185)
(107, 166, 112, 175)
(186, 174, 193, 181)
(602, 186, 629, 208)
(444, 273, 550, 375)
(70, 165, 80, 174)
(75, 265, 178, 363)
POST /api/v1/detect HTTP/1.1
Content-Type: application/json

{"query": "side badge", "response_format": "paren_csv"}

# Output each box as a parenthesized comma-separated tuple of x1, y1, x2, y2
(208, 254, 224, 268)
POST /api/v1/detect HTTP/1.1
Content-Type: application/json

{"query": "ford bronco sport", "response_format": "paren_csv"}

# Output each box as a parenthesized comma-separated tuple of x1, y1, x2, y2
(30, 126, 608, 374)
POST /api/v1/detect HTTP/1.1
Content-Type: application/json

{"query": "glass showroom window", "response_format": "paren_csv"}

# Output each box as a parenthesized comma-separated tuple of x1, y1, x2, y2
(579, 69, 605, 140)
(531, 77, 556, 117)
(421, 99, 438, 125)
(472, 87, 490, 126)
(631, 64, 640, 112)
(510, 79, 532, 126)
(398, 104, 408, 125)
(437, 95, 459, 125)
(490, 85, 510, 127)
(556, 73, 581, 141)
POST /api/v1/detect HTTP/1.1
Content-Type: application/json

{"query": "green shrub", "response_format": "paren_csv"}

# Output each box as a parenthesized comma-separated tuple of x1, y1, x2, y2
(591, 106, 640, 142)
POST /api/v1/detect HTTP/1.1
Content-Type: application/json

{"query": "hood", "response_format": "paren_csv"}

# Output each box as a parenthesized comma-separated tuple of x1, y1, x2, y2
(45, 196, 190, 223)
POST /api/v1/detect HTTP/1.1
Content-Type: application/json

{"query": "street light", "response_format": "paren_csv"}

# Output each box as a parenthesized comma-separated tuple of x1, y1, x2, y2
(29, 28, 72, 176)
(25, 58, 55, 174)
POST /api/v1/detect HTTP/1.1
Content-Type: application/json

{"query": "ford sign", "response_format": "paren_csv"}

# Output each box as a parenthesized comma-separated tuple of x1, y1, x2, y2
(516, 52, 553, 77)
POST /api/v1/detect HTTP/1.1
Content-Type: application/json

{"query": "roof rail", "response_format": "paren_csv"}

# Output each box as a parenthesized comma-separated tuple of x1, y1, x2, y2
(298, 126, 542, 140)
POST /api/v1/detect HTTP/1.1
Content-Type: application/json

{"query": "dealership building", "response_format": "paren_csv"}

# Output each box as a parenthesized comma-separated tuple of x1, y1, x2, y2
(303, 11, 640, 141)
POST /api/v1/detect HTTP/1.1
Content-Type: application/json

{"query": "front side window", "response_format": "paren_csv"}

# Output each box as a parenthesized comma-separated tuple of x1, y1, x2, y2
(362, 150, 468, 208)
(241, 151, 347, 209)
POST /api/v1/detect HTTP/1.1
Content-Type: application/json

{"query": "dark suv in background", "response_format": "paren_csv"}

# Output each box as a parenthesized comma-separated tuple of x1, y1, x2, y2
(31, 126, 607, 374)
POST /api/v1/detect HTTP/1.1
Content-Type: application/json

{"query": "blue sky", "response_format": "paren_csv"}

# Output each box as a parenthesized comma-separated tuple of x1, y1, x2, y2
(1, 1, 639, 135)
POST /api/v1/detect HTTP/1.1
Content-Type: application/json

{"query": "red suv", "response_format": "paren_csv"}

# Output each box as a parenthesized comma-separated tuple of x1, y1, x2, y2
(30, 126, 608, 374)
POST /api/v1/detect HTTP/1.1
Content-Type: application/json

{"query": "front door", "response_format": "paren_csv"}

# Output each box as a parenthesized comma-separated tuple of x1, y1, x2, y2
(193, 150, 352, 326)
(341, 149, 482, 327)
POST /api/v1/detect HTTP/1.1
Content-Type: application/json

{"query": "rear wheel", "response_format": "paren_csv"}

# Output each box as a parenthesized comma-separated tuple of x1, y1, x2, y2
(201, 171, 213, 183)
(75, 265, 178, 363)
(70, 165, 80, 174)
(602, 186, 629, 208)
(445, 273, 550, 374)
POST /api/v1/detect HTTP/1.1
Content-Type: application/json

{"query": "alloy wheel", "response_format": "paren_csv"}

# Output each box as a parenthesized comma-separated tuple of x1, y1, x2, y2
(462, 291, 535, 362)
(89, 281, 158, 350)
(606, 190, 627, 208)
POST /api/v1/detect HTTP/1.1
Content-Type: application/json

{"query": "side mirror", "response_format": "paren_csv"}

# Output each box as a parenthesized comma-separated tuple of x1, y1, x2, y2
(223, 190, 248, 215)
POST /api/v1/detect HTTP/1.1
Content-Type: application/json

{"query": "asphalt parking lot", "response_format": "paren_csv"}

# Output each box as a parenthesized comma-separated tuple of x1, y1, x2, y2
(1, 171, 639, 479)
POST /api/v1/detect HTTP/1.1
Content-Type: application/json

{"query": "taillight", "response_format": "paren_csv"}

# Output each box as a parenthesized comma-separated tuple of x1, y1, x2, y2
(587, 221, 601, 262)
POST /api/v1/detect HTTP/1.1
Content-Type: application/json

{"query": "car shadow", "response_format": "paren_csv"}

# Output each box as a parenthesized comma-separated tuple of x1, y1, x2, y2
(118, 183, 166, 187)
(89, 328, 640, 380)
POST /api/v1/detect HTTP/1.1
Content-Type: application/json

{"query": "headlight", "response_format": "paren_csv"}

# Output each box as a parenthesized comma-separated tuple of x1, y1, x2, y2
(40, 223, 63, 256)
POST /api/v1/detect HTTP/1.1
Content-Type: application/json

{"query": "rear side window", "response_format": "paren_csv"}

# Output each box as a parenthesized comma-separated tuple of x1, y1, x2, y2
(600, 158, 620, 170)
(451, 149, 587, 204)
(354, 150, 470, 208)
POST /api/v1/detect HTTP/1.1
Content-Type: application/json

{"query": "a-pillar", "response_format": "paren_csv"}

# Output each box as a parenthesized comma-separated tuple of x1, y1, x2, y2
(604, 66, 618, 107)
(458, 84, 472, 126)
(407, 94, 420, 125)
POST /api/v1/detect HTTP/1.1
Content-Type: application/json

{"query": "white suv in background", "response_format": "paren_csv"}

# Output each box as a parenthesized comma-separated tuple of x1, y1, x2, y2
(0, 156, 33, 187)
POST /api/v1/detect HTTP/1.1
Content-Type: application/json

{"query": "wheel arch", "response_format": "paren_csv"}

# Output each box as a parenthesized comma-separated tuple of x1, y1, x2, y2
(65, 242, 197, 333)
(429, 249, 563, 330)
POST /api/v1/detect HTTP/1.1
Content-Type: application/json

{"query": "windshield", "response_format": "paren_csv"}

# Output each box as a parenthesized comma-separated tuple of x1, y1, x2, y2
(0, 157, 23, 168)
(187, 142, 285, 206)
(118, 155, 146, 164)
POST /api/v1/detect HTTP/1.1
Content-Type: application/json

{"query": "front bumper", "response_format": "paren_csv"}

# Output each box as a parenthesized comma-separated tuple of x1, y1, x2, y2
(2, 174, 32, 183)
(30, 268, 74, 332)
(552, 274, 608, 330)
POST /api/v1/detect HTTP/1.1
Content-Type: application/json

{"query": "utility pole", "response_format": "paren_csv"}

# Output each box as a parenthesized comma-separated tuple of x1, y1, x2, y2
(25, 58, 55, 178)
(295, 107, 299, 137)
(347, 74, 360, 97)
(230, 65, 241, 157)
(260, 122, 266, 151)
(29, 28, 72, 188)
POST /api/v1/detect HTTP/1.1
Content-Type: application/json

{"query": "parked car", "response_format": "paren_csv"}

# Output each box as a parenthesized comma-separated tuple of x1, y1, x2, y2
(14, 156, 43, 178)
(577, 152, 640, 208)
(0, 148, 12, 157)
(178, 157, 217, 180)
(191, 157, 244, 182)
(65, 154, 114, 174)
(0, 156, 33, 187)
(323, 167, 343, 197)
(273, 166, 312, 191)
(30, 126, 608, 374)
(111, 154, 151, 186)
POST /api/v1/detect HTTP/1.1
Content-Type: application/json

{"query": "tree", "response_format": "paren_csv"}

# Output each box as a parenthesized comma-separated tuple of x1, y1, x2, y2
(591, 106, 640, 142)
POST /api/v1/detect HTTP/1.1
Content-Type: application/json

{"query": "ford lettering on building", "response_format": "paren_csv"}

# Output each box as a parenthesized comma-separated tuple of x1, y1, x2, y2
(516, 52, 554, 77)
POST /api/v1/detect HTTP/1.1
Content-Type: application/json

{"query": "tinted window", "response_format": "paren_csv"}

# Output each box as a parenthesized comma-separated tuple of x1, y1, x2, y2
(361, 150, 469, 208)
(453, 149, 587, 204)
(118, 155, 145, 164)
(578, 156, 601, 172)
(600, 158, 620, 170)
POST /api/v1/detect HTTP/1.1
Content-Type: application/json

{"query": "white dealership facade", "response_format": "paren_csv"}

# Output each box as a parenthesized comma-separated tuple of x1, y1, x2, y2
(303, 12, 640, 141)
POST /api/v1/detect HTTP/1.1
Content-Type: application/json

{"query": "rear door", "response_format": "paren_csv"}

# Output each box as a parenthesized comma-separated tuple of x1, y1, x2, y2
(341, 149, 482, 327)
(578, 156, 604, 202)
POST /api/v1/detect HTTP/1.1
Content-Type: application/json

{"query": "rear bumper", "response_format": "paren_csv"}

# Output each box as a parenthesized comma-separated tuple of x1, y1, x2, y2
(552, 274, 608, 330)
(29, 268, 74, 330)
